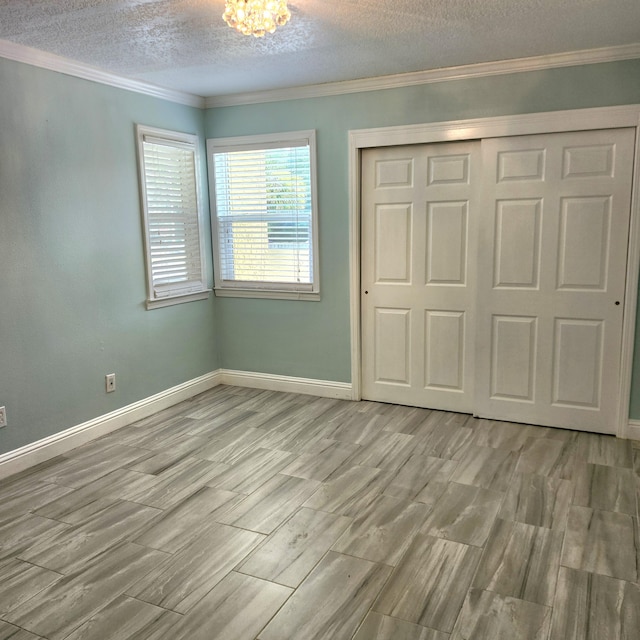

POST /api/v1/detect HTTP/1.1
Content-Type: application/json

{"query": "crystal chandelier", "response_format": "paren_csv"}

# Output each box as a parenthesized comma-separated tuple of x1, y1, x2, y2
(223, 0, 291, 37)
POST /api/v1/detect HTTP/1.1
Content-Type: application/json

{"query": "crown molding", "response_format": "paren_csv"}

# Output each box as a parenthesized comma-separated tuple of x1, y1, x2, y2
(206, 42, 640, 108)
(0, 39, 205, 109)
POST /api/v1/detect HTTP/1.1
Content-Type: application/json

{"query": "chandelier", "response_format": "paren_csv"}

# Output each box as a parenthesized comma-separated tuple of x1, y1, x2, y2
(223, 0, 291, 37)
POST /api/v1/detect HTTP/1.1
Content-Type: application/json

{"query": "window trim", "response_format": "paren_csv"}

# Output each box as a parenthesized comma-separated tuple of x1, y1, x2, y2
(136, 124, 210, 309)
(207, 130, 320, 301)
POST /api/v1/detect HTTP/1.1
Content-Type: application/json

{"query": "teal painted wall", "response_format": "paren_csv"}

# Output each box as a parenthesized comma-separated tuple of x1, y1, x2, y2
(2, 55, 640, 460)
(0, 58, 218, 455)
(205, 60, 640, 404)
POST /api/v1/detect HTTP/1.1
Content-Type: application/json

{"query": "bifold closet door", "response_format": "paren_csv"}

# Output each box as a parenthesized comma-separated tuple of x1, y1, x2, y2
(474, 128, 635, 433)
(361, 141, 481, 412)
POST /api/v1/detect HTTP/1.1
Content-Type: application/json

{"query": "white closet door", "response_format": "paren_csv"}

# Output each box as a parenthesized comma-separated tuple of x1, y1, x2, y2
(361, 141, 481, 412)
(474, 128, 635, 433)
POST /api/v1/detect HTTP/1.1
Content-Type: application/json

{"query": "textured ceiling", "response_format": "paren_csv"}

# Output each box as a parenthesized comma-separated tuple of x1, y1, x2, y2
(0, 0, 639, 98)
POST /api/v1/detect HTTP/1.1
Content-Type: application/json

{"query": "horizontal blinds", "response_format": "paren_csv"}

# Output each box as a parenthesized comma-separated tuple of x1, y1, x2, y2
(142, 138, 203, 297)
(213, 143, 313, 288)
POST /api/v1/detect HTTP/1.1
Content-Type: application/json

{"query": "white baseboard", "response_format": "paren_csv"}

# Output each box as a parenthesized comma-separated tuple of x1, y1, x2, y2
(0, 370, 222, 481)
(627, 420, 640, 442)
(219, 369, 353, 400)
(0, 369, 354, 481)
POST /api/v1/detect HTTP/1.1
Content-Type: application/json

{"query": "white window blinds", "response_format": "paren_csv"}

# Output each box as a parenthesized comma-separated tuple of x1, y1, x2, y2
(137, 126, 208, 307)
(209, 131, 319, 298)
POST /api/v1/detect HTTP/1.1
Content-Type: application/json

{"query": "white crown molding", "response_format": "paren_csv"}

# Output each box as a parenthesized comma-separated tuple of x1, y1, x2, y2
(0, 370, 222, 481)
(206, 43, 640, 108)
(0, 39, 205, 109)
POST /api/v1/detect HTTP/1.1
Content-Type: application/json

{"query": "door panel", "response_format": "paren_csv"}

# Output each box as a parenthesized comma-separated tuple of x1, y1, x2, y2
(475, 128, 635, 433)
(361, 141, 481, 411)
(361, 128, 635, 433)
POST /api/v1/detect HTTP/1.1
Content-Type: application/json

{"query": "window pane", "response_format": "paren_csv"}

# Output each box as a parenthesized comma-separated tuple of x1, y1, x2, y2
(212, 135, 316, 292)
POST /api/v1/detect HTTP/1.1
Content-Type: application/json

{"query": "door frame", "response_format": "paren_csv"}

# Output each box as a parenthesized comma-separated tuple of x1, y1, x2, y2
(348, 105, 640, 438)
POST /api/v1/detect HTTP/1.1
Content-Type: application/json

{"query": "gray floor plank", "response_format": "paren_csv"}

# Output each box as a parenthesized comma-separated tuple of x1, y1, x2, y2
(549, 567, 640, 640)
(450, 590, 552, 640)
(472, 519, 564, 606)
(237, 507, 352, 588)
(353, 612, 450, 640)
(152, 572, 292, 640)
(420, 482, 503, 547)
(0, 560, 62, 617)
(61, 594, 182, 640)
(126, 523, 264, 613)
(0, 385, 638, 640)
(374, 535, 482, 632)
(561, 506, 637, 581)
(3, 543, 168, 640)
(258, 551, 391, 640)
(331, 494, 429, 565)
(19, 500, 161, 575)
(498, 473, 573, 530)
(216, 474, 321, 534)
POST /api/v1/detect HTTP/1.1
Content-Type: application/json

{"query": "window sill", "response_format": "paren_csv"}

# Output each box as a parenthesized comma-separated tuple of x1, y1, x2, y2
(146, 289, 211, 309)
(214, 288, 320, 301)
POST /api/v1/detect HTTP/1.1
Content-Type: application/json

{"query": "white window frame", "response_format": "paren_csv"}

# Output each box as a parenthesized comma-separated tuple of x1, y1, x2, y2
(136, 124, 210, 309)
(207, 130, 320, 300)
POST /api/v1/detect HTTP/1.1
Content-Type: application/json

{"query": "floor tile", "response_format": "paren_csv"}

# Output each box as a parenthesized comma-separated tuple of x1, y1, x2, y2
(0, 559, 61, 616)
(322, 412, 388, 444)
(499, 473, 572, 530)
(471, 420, 540, 452)
(374, 535, 482, 632)
(0, 620, 44, 640)
(124, 457, 228, 509)
(4, 543, 168, 640)
(0, 481, 74, 524)
(281, 440, 360, 482)
(421, 482, 503, 546)
(450, 590, 552, 640)
(132, 486, 243, 553)
(206, 448, 297, 494)
(237, 507, 352, 587)
(383, 455, 458, 501)
(472, 519, 563, 606)
(332, 494, 429, 565)
(561, 506, 637, 581)
(35, 444, 149, 489)
(448, 445, 518, 493)
(154, 572, 292, 640)
(549, 567, 640, 640)
(126, 523, 264, 613)
(258, 551, 391, 640)
(303, 464, 389, 516)
(216, 474, 321, 534)
(19, 500, 161, 575)
(574, 433, 633, 468)
(0, 514, 70, 563)
(353, 612, 450, 640)
(515, 437, 576, 479)
(61, 594, 182, 640)
(349, 432, 416, 470)
(412, 419, 474, 460)
(572, 462, 636, 515)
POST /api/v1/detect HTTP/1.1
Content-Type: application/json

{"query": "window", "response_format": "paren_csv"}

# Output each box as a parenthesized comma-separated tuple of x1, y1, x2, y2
(208, 130, 319, 300)
(136, 125, 209, 309)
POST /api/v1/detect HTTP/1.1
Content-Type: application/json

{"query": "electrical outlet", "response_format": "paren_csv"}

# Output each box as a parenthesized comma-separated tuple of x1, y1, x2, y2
(105, 373, 116, 393)
(0, 406, 6, 428)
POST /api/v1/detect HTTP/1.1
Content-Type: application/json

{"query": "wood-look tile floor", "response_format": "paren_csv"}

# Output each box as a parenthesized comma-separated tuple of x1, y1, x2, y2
(1, 385, 639, 640)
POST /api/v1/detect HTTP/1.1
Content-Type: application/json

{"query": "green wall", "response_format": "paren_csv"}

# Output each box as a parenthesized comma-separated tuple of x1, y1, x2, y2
(2, 55, 640, 459)
(0, 58, 218, 456)
(205, 59, 640, 402)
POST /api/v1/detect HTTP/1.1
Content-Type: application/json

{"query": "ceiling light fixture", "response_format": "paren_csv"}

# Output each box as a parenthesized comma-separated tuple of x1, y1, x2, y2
(223, 0, 291, 37)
